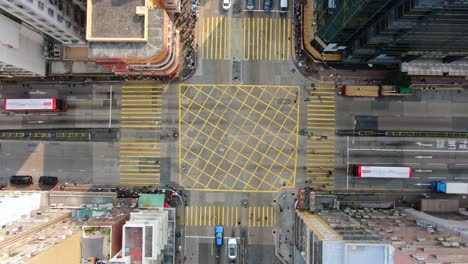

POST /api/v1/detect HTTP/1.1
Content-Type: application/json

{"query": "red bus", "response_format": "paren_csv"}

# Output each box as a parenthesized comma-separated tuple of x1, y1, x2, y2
(4, 98, 68, 112)
(349, 164, 413, 179)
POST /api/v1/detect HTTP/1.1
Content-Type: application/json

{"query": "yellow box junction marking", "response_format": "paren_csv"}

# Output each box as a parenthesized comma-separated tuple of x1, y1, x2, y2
(179, 84, 299, 192)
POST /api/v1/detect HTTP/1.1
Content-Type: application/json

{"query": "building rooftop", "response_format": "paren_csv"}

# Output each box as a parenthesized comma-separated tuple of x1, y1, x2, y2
(88, 8, 164, 59)
(87, 0, 147, 41)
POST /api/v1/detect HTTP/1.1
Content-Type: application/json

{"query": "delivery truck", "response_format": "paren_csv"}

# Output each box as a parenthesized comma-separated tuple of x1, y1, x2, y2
(431, 181, 468, 194)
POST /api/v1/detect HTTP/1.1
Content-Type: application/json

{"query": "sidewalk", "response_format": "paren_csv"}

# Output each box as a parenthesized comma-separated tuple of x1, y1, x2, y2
(274, 190, 297, 264)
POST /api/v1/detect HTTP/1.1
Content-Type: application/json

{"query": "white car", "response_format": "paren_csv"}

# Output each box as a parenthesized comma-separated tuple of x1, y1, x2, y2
(222, 0, 231, 10)
(228, 238, 237, 260)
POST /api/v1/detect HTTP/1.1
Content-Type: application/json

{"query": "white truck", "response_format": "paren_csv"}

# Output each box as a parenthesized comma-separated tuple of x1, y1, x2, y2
(431, 181, 468, 194)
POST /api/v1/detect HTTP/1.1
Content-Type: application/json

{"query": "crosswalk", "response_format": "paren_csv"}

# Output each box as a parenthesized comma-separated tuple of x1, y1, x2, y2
(183, 206, 275, 227)
(119, 82, 162, 186)
(306, 85, 336, 192)
(199, 17, 291, 61)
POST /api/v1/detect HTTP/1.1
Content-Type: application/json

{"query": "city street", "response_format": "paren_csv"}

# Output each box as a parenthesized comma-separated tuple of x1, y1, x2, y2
(335, 136, 468, 191)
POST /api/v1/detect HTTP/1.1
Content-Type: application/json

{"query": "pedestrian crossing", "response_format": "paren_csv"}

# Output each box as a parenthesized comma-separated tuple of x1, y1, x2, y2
(183, 206, 275, 227)
(119, 82, 162, 186)
(306, 85, 336, 192)
(199, 17, 291, 61)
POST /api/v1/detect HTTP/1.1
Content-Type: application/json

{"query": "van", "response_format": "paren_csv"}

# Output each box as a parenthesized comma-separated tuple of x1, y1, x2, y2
(215, 226, 224, 246)
(39, 176, 58, 185)
(10, 175, 33, 185)
(280, 0, 288, 13)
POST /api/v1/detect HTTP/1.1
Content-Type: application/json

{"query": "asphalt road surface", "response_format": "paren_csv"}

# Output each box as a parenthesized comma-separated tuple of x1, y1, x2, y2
(335, 136, 468, 191)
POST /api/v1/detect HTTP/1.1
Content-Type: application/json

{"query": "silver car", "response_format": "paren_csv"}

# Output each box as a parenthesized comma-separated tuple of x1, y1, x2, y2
(228, 238, 237, 260)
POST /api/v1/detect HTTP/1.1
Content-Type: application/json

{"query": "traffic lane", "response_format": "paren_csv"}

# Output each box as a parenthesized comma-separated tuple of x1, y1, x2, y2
(335, 91, 468, 131)
(0, 141, 119, 185)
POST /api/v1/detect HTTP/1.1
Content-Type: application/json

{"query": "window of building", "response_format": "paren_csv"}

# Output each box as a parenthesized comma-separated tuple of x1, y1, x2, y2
(48, 8, 54, 17)
(37, 1, 44, 9)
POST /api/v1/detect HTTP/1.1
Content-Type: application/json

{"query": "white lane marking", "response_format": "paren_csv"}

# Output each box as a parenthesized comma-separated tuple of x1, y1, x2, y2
(427, 163, 445, 166)
(428, 176, 446, 179)
(455, 177, 468, 180)
(349, 148, 468, 153)
(415, 156, 432, 159)
(414, 169, 432, 173)
(455, 164, 468, 166)
(416, 142, 433, 147)
(372, 162, 419, 165)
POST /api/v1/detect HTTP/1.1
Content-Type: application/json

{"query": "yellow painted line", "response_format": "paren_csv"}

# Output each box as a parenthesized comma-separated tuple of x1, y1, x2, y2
(215, 17, 219, 60)
(287, 19, 291, 60)
(208, 206, 211, 226)
(307, 117, 335, 120)
(200, 18, 205, 59)
(123, 85, 162, 89)
(256, 18, 260, 60)
(185, 207, 189, 225)
(268, 18, 273, 60)
(282, 19, 286, 60)
(247, 17, 251, 59)
(262, 207, 265, 227)
(274, 19, 279, 60)
(236, 207, 239, 225)
(260, 18, 263, 60)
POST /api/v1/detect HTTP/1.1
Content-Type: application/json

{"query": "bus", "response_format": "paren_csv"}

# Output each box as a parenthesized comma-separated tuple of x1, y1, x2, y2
(4, 98, 68, 112)
(349, 165, 413, 179)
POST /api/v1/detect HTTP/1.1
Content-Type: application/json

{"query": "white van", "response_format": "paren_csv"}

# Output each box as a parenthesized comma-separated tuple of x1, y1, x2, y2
(280, 0, 288, 13)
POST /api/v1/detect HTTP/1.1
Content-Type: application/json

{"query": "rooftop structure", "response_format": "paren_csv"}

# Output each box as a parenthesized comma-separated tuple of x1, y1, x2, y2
(0, 0, 86, 45)
(122, 209, 170, 264)
(296, 207, 468, 264)
(87, 0, 147, 41)
(82, 211, 131, 261)
(0, 14, 46, 78)
(0, 191, 46, 227)
(86, 0, 181, 76)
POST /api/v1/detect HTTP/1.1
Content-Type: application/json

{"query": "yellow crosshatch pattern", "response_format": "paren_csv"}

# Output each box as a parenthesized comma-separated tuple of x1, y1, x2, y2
(179, 84, 300, 192)
(306, 84, 335, 192)
(119, 82, 161, 186)
(199, 17, 291, 60)
(183, 206, 275, 227)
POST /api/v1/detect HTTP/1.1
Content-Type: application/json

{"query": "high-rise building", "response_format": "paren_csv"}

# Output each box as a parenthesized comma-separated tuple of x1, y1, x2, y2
(0, 0, 86, 45)
(86, 0, 181, 77)
(308, 0, 468, 67)
(0, 13, 46, 77)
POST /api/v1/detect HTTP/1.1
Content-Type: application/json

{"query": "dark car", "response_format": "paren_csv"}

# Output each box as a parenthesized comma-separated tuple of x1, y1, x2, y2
(264, 0, 272, 11)
(10, 175, 33, 185)
(39, 176, 58, 185)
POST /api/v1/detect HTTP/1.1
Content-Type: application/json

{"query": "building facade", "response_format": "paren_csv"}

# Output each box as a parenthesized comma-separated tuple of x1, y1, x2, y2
(0, 0, 86, 45)
(311, 0, 468, 67)
(0, 13, 46, 77)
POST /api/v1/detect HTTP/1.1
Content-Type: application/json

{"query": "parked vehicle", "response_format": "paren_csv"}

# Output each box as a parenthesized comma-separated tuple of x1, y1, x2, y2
(280, 0, 288, 13)
(39, 176, 58, 185)
(264, 0, 272, 11)
(349, 165, 413, 179)
(222, 0, 231, 10)
(228, 238, 237, 259)
(246, 0, 254, 10)
(215, 226, 224, 246)
(431, 181, 468, 194)
(10, 175, 33, 185)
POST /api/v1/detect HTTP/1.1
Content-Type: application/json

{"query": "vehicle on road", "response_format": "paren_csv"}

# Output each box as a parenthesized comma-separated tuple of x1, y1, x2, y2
(222, 0, 231, 10)
(280, 0, 288, 13)
(264, 0, 272, 11)
(340, 85, 412, 97)
(246, 0, 254, 10)
(10, 175, 33, 185)
(349, 165, 413, 179)
(215, 226, 224, 246)
(39, 176, 58, 186)
(4, 98, 68, 112)
(431, 181, 468, 194)
(228, 238, 237, 259)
